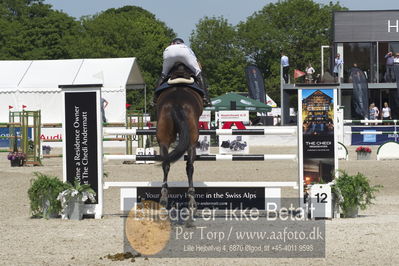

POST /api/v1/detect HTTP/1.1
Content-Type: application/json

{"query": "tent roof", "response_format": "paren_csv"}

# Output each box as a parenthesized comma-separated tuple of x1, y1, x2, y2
(205, 92, 272, 112)
(0, 58, 145, 92)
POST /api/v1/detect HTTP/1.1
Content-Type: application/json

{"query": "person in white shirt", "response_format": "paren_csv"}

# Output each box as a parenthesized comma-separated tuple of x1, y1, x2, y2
(369, 103, 379, 120)
(305, 63, 315, 84)
(333, 53, 343, 82)
(381, 102, 391, 124)
(155, 38, 210, 106)
(281, 51, 289, 83)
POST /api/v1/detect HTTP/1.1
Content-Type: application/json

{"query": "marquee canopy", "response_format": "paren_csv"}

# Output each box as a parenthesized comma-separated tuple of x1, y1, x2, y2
(0, 58, 145, 123)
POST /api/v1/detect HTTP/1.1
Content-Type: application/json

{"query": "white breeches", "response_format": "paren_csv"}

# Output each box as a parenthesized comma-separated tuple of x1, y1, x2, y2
(162, 44, 201, 76)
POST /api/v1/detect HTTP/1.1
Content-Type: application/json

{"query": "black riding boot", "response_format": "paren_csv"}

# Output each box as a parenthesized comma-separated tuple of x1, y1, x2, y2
(196, 74, 211, 107)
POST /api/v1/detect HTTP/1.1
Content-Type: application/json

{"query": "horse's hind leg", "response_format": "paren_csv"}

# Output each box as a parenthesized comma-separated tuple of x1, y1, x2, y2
(186, 145, 197, 210)
(159, 144, 170, 207)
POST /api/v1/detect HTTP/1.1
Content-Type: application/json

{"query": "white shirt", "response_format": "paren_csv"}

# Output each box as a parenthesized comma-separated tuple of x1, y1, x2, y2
(162, 43, 201, 76)
(382, 107, 391, 118)
(306, 67, 315, 74)
(281, 55, 289, 67)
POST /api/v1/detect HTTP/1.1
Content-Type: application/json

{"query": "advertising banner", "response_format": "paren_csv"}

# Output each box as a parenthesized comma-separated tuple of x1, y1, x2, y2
(0, 127, 32, 148)
(62, 85, 103, 218)
(299, 88, 337, 185)
(351, 67, 369, 119)
(217, 111, 249, 154)
(351, 126, 399, 145)
(196, 111, 211, 154)
(64, 92, 99, 199)
(245, 65, 266, 103)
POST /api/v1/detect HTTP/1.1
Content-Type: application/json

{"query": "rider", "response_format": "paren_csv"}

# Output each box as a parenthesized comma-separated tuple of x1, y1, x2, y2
(154, 37, 211, 106)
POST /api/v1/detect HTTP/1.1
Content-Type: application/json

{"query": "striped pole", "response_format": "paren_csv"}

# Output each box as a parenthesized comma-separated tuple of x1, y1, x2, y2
(344, 119, 398, 124)
(345, 131, 398, 135)
(103, 154, 297, 161)
(103, 127, 297, 136)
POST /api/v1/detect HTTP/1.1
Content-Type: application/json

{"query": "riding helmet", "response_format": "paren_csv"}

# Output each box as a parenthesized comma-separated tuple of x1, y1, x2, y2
(171, 38, 184, 44)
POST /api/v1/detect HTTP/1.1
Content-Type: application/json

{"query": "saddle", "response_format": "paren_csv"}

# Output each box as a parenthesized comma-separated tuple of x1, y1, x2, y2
(155, 63, 204, 96)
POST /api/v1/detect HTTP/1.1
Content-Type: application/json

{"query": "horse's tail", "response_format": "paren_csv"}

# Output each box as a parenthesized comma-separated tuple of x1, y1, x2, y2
(166, 105, 190, 163)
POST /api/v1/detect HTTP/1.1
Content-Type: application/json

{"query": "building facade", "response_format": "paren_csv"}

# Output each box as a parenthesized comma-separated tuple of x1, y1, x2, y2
(281, 10, 399, 124)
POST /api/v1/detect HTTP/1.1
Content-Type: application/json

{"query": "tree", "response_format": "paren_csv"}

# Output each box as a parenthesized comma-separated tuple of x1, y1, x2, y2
(0, 0, 80, 59)
(190, 16, 247, 97)
(237, 0, 346, 103)
(76, 6, 175, 113)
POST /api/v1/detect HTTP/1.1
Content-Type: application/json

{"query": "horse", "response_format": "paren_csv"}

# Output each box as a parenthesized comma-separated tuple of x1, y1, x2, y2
(155, 64, 204, 211)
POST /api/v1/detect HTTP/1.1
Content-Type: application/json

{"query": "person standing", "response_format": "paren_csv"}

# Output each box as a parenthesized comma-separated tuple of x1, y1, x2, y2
(369, 103, 379, 120)
(333, 53, 343, 82)
(385, 52, 394, 82)
(381, 102, 391, 123)
(305, 63, 315, 84)
(281, 51, 289, 84)
(101, 98, 109, 123)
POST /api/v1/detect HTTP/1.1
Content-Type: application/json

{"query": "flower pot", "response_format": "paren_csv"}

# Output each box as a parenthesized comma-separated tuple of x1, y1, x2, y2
(357, 152, 371, 160)
(42, 198, 59, 219)
(343, 206, 358, 218)
(66, 199, 84, 220)
(10, 158, 20, 167)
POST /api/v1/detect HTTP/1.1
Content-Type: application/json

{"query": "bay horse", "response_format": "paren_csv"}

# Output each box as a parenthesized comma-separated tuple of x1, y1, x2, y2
(156, 64, 204, 210)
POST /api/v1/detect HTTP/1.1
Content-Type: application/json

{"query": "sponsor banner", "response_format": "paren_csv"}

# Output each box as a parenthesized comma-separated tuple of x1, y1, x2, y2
(217, 111, 249, 154)
(0, 127, 32, 148)
(137, 187, 265, 210)
(64, 91, 99, 201)
(300, 88, 336, 184)
(351, 126, 399, 145)
(219, 135, 249, 154)
(245, 65, 266, 103)
(217, 110, 249, 124)
(197, 110, 211, 154)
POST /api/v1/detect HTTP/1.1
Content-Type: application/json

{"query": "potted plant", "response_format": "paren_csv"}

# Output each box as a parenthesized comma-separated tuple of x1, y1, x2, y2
(7, 151, 26, 167)
(57, 179, 96, 220)
(28, 172, 69, 219)
(332, 170, 382, 218)
(355, 146, 372, 160)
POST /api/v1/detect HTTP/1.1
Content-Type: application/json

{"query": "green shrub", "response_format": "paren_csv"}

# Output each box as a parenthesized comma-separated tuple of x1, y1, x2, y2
(334, 170, 382, 216)
(27, 172, 69, 218)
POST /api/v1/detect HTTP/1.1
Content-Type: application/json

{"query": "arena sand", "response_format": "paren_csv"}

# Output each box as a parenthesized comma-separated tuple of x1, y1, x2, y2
(0, 146, 398, 265)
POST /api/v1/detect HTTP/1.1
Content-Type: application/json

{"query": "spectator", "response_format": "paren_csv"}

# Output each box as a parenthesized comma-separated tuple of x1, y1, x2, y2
(385, 52, 394, 82)
(101, 98, 109, 123)
(281, 51, 289, 84)
(305, 63, 315, 84)
(369, 103, 379, 120)
(333, 53, 343, 82)
(381, 102, 391, 123)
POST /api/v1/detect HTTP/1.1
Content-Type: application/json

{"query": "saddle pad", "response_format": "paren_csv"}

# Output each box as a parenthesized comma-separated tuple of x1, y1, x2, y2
(155, 81, 205, 96)
(168, 77, 194, 84)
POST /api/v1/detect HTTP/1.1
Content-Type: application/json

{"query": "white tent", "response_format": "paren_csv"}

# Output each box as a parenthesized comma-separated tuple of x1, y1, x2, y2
(0, 58, 145, 124)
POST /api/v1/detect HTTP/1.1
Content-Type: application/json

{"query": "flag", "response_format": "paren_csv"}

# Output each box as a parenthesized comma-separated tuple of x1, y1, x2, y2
(351, 67, 369, 119)
(126, 103, 132, 109)
(8, 105, 13, 109)
(245, 65, 266, 103)
(22, 105, 27, 109)
(294, 69, 306, 79)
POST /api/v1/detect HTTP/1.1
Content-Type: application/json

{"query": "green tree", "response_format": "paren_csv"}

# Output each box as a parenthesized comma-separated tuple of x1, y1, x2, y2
(237, 0, 346, 103)
(0, 0, 80, 59)
(75, 6, 175, 113)
(190, 16, 247, 97)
